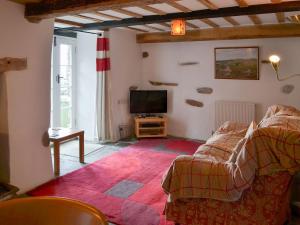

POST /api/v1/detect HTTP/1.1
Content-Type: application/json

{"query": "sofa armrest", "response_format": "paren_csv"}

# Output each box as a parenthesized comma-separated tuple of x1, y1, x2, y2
(162, 153, 255, 202)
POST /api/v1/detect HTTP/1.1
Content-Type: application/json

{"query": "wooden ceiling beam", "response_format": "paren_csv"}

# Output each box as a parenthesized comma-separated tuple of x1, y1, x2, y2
(127, 27, 149, 32)
(198, 0, 239, 26)
(25, 0, 172, 21)
(113, 8, 143, 18)
(57, 1, 300, 31)
(234, 0, 262, 25)
(159, 22, 171, 29)
(198, 0, 218, 10)
(108, 8, 169, 31)
(164, 0, 191, 12)
(137, 23, 300, 43)
(144, 25, 166, 32)
(54, 18, 83, 27)
(271, 0, 285, 23)
(127, 1, 199, 29)
(248, 15, 262, 25)
(56, 14, 151, 33)
(276, 12, 285, 23)
(135, 4, 166, 15)
(72, 14, 103, 22)
(91, 11, 122, 20)
(186, 22, 199, 29)
(235, 0, 248, 7)
(223, 17, 240, 26)
(159, 2, 199, 29)
(201, 18, 219, 27)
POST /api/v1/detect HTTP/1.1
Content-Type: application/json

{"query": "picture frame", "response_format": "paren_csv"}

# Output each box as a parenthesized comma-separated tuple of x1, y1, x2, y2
(214, 47, 259, 80)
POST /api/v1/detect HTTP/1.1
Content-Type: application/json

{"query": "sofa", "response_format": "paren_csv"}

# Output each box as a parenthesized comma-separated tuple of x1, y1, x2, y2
(162, 105, 300, 225)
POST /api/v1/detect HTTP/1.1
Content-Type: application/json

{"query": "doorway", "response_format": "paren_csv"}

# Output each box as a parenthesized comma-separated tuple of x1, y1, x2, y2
(51, 36, 76, 128)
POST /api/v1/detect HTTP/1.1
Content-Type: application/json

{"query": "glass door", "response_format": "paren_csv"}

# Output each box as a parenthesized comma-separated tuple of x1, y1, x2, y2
(51, 36, 76, 128)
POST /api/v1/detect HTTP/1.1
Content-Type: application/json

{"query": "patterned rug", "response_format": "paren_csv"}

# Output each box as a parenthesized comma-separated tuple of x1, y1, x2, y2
(28, 138, 202, 225)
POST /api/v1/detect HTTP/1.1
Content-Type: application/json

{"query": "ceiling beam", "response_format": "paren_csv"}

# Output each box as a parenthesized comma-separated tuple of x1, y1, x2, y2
(54, 19, 83, 27)
(223, 17, 240, 26)
(113, 8, 143, 18)
(159, 2, 200, 29)
(136, 4, 166, 15)
(234, 0, 262, 25)
(127, 27, 149, 32)
(25, 0, 172, 21)
(198, 0, 218, 10)
(64, 1, 300, 31)
(164, 0, 191, 12)
(248, 15, 262, 25)
(72, 14, 103, 22)
(235, 0, 248, 7)
(136, 23, 300, 43)
(95, 9, 167, 32)
(275, 12, 285, 23)
(91, 11, 122, 20)
(54, 29, 78, 38)
(201, 18, 219, 27)
(114, 7, 199, 30)
(186, 22, 199, 29)
(271, 0, 285, 23)
(91, 10, 156, 32)
(198, 0, 239, 26)
(144, 25, 166, 32)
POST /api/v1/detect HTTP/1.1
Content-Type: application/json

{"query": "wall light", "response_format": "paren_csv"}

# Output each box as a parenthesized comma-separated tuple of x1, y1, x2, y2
(171, 19, 186, 36)
(269, 54, 300, 81)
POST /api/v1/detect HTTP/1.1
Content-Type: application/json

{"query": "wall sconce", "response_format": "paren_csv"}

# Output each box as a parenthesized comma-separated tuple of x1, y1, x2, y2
(171, 19, 186, 36)
(269, 54, 300, 81)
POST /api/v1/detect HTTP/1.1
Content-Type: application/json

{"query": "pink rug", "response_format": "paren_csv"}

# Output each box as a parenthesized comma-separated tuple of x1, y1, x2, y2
(28, 138, 202, 225)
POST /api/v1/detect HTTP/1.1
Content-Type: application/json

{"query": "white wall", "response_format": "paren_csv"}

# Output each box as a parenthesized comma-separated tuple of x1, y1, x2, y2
(109, 28, 142, 140)
(76, 32, 98, 141)
(0, 1, 54, 192)
(141, 38, 300, 140)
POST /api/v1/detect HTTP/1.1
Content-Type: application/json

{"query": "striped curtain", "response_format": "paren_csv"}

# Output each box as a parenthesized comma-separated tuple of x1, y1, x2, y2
(96, 32, 113, 142)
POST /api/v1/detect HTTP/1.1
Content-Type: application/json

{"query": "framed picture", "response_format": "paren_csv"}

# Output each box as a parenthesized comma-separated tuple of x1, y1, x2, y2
(215, 47, 259, 80)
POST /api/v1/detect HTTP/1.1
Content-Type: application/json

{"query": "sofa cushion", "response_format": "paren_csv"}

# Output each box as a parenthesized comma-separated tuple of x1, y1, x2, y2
(259, 116, 300, 131)
(262, 105, 300, 120)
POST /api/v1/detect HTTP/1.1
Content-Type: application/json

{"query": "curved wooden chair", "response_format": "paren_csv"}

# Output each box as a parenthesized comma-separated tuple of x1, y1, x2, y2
(0, 197, 108, 225)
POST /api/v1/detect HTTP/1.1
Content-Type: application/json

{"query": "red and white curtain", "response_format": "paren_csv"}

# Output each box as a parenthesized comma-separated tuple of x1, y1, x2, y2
(96, 32, 113, 142)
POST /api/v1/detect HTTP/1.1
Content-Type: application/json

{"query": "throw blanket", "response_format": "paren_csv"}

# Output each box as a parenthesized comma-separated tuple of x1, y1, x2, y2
(162, 108, 300, 202)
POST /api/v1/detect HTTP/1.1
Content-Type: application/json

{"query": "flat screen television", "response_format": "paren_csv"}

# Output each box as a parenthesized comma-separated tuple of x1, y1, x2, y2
(130, 90, 167, 114)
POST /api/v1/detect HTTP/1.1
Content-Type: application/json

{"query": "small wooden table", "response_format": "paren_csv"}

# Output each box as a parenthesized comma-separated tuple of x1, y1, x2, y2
(49, 128, 84, 176)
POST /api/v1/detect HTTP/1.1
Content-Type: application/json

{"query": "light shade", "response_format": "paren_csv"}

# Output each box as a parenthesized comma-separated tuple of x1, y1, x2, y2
(171, 19, 186, 36)
(269, 55, 280, 64)
(269, 54, 280, 76)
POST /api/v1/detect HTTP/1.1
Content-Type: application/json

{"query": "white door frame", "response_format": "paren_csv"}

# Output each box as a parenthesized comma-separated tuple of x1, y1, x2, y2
(51, 35, 77, 128)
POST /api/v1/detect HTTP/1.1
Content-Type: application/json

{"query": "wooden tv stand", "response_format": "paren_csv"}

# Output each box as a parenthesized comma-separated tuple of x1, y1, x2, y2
(134, 116, 167, 138)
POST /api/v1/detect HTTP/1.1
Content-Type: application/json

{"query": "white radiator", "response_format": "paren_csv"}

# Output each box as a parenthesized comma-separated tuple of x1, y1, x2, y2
(215, 100, 255, 130)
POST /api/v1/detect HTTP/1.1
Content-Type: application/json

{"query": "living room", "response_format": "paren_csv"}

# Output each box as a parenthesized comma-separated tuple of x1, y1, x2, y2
(0, 0, 300, 225)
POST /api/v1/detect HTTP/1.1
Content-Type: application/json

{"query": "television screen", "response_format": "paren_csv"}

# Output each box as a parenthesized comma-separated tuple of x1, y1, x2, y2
(130, 90, 167, 114)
